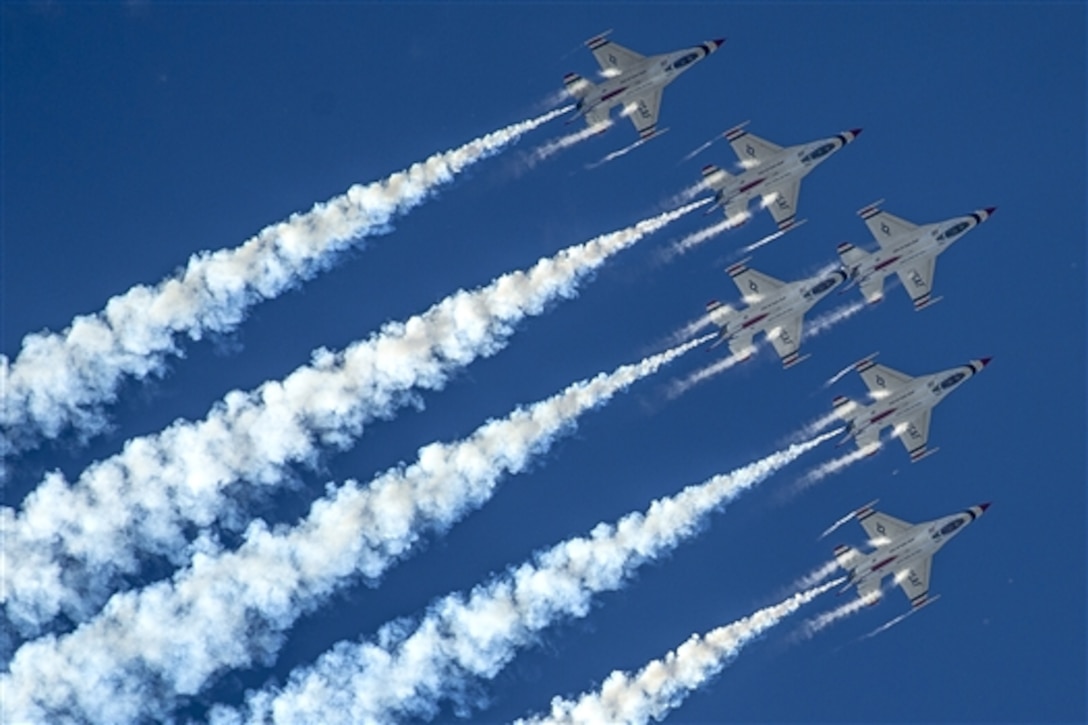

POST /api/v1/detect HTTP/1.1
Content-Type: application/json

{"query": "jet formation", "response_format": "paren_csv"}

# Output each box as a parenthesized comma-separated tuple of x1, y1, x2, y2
(560, 29, 996, 632)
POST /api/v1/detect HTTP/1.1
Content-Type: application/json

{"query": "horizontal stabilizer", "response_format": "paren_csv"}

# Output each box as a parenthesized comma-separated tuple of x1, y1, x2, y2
(857, 199, 885, 218)
(723, 120, 750, 141)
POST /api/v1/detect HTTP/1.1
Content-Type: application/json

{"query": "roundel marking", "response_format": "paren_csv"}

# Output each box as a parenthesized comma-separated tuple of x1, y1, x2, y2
(749, 279, 759, 292)
(876, 522, 886, 535)
(746, 144, 755, 157)
(875, 374, 886, 387)
(881, 223, 891, 235)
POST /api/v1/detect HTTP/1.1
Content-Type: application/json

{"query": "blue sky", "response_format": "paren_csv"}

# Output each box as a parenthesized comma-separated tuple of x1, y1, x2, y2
(2, 2, 1084, 723)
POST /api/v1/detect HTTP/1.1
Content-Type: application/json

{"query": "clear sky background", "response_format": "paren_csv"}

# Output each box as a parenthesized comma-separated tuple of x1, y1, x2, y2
(2, 2, 1085, 723)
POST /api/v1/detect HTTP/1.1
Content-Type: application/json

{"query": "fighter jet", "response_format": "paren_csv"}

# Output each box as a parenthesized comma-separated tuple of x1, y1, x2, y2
(700, 123, 862, 232)
(832, 354, 991, 462)
(833, 500, 990, 610)
(837, 201, 997, 310)
(563, 33, 725, 141)
(705, 261, 847, 368)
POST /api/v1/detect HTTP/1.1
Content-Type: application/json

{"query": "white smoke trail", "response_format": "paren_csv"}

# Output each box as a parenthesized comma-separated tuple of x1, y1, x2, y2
(790, 442, 880, 496)
(663, 217, 735, 260)
(739, 219, 807, 255)
(665, 348, 752, 399)
(527, 121, 612, 165)
(1, 200, 707, 637)
(209, 430, 839, 725)
(860, 603, 926, 640)
(790, 559, 842, 591)
(0, 107, 570, 460)
(586, 130, 667, 170)
(659, 313, 714, 349)
(806, 300, 866, 337)
(0, 337, 711, 725)
(679, 136, 719, 163)
(824, 361, 857, 389)
(796, 591, 881, 640)
(521, 579, 842, 725)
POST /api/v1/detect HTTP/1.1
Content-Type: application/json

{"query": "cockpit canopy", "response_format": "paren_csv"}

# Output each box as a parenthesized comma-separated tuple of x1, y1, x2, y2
(809, 276, 839, 295)
(940, 518, 965, 536)
(939, 371, 966, 390)
(669, 52, 700, 71)
(937, 220, 971, 241)
(801, 142, 836, 163)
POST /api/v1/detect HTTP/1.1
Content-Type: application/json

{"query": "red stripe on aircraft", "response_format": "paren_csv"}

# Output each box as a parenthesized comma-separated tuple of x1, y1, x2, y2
(871, 556, 898, 572)
(869, 408, 898, 423)
(600, 86, 628, 102)
(873, 256, 900, 271)
(741, 313, 769, 329)
(738, 177, 765, 193)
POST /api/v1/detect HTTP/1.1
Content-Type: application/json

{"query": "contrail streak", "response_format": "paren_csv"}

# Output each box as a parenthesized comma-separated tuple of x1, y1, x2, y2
(796, 591, 881, 640)
(527, 121, 612, 165)
(0, 337, 710, 724)
(586, 130, 667, 170)
(520, 579, 842, 725)
(665, 348, 752, 399)
(739, 219, 807, 255)
(663, 217, 735, 260)
(0, 107, 570, 460)
(789, 443, 880, 498)
(679, 135, 719, 162)
(210, 430, 838, 725)
(1, 199, 707, 638)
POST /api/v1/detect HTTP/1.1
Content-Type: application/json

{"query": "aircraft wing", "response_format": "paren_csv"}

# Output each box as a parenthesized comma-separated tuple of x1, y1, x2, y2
(626, 88, 662, 140)
(857, 507, 912, 542)
(857, 358, 915, 395)
(728, 263, 785, 301)
(589, 38, 645, 74)
(896, 555, 932, 608)
(728, 331, 756, 360)
(896, 408, 932, 462)
(767, 315, 805, 368)
(861, 208, 919, 248)
(765, 179, 800, 231)
(728, 130, 783, 167)
(895, 254, 937, 310)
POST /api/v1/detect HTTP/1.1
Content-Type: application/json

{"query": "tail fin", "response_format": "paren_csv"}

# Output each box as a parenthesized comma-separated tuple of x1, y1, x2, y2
(701, 163, 732, 186)
(836, 242, 870, 277)
(831, 395, 864, 433)
(832, 544, 862, 572)
(837, 242, 885, 303)
(563, 72, 594, 100)
(705, 299, 734, 331)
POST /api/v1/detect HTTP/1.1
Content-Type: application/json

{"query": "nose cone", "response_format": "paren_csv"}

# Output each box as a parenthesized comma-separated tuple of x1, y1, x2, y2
(985, 206, 997, 215)
(709, 38, 726, 52)
(980, 356, 993, 368)
(980, 502, 991, 512)
(850, 128, 863, 137)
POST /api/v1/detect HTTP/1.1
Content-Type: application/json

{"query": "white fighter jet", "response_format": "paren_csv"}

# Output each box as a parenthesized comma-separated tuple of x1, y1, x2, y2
(700, 123, 862, 231)
(837, 201, 997, 311)
(832, 354, 991, 463)
(833, 500, 990, 610)
(563, 33, 725, 141)
(705, 261, 847, 368)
